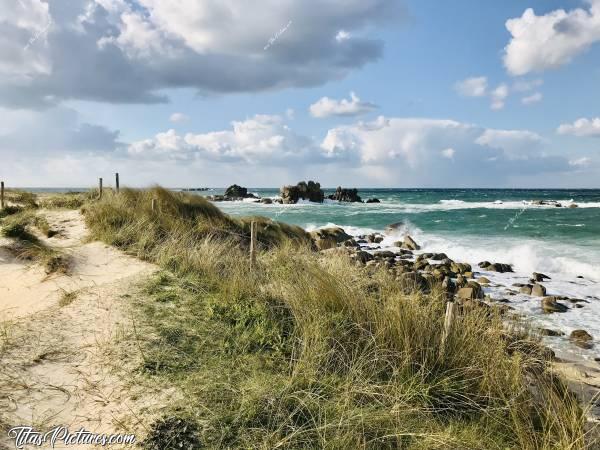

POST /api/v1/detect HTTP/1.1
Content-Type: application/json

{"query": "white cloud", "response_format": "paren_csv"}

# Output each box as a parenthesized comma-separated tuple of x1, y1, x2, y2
(569, 156, 591, 167)
(557, 117, 600, 137)
(129, 114, 316, 164)
(169, 112, 189, 123)
(335, 30, 351, 42)
(475, 129, 543, 159)
(490, 84, 509, 110)
(455, 76, 488, 97)
(310, 92, 377, 118)
(521, 92, 543, 105)
(441, 148, 455, 159)
(0, 0, 404, 108)
(504, 1, 600, 75)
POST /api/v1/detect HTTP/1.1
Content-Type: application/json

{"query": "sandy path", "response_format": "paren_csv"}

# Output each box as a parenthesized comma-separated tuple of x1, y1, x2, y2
(0, 210, 173, 448)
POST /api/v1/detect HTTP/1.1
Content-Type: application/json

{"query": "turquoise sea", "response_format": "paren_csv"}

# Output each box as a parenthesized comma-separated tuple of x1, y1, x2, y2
(207, 188, 600, 360)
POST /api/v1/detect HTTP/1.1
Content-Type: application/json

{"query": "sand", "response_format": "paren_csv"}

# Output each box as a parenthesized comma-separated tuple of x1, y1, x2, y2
(0, 210, 175, 449)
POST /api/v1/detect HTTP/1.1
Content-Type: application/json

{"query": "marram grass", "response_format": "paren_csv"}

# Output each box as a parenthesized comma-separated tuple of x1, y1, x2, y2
(82, 187, 592, 449)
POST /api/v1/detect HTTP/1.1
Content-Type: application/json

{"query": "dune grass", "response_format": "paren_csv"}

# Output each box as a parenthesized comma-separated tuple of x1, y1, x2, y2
(0, 210, 69, 274)
(82, 187, 591, 449)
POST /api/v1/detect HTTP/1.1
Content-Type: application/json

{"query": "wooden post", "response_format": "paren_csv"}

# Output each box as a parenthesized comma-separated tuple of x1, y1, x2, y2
(115, 173, 120, 193)
(441, 301, 455, 347)
(0, 181, 4, 209)
(98, 177, 103, 199)
(151, 198, 157, 212)
(250, 220, 257, 267)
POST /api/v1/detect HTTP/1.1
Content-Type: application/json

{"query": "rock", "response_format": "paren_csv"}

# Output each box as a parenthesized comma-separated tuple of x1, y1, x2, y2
(568, 203, 579, 209)
(441, 276, 455, 293)
(478, 261, 491, 269)
(541, 297, 568, 314)
(354, 251, 374, 264)
(224, 184, 252, 199)
(483, 262, 513, 273)
(385, 222, 405, 233)
(280, 181, 324, 204)
(531, 284, 547, 297)
(456, 274, 467, 289)
(532, 272, 551, 282)
(343, 239, 358, 248)
(260, 198, 273, 204)
(366, 198, 380, 203)
(374, 250, 395, 259)
(402, 235, 420, 250)
(570, 330, 593, 349)
(456, 281, 484, 300)
(368, 234, 384, 244)
(310, 227, 352, 250)
(477, 276, 491, 285)
(539, 328, 565, 337)
(399, 271, 429, 292)
(520, 285, 533, 295)
(450, 262, 472, 274)
(328, 187, 362, 203)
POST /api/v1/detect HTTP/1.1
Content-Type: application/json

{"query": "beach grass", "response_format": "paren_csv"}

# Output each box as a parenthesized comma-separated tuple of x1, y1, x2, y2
(78, 187, 591, 448)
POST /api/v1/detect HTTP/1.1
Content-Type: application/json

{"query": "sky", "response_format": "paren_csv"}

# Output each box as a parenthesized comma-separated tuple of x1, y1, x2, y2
(1, 0, 600, 188)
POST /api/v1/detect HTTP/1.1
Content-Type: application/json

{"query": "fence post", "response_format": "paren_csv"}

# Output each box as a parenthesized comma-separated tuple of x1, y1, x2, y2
(99, 177, 103, 200)
(250, 220, 257, 267)
(441, 301, 455, 348)
(115, 173, 120, 193)
(151, 198, 157, 212)
(0, 181, 4, 209)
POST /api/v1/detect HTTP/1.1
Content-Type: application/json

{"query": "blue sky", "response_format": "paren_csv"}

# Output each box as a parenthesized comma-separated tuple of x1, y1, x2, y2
(1, 0, 600, 187)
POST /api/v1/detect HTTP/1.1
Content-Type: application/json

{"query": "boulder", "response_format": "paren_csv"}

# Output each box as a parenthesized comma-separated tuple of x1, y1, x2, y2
(531, 284, 547, 297)
(480, 262, 513, 273)
(399, 271, 429, 292)
(532, 272, 551, 282)
(568, 204, 579, 209)
(450, 262, 472, 274)
(477, 276, 491, 285)
(280, 181, 324, 204)
(354, 251, 374, 264)
(402, 235, 420, 251)
(224, 184, 251, 199)
(385, 222, 405, 233)
(374, 250, 395, 259)
(570, 330, 593, 349)
(456, 282, 484, 300)
(310, 227, 352, 250)
(366, 198, 381, 203)
(520, 285, 533, 295)
(368, 234, 384, 244)
(260, 198, 273, 204)
(328, 187, 362, 203)
(539, 328, 565, 337)
(541, 297, 568, 314)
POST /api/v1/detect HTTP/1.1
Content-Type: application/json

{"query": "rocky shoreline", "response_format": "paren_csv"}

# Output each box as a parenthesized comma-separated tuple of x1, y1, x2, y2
(207, 182, 380, 204)
(309, 224, 598, 360)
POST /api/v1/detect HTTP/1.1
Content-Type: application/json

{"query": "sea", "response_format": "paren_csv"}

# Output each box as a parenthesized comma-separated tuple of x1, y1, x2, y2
(27, 187, 600, 361)
(206, 188, 600, 362)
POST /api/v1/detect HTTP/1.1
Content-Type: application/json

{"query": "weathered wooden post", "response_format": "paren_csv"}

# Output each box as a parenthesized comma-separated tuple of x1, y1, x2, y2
(0, 181, 4, 209)
(151, 198, 157, 212)
(250, 220, 257, 267)
(115, 173, 120, 193)
(441, 301, 455, 347)
(99, 177, 103, 199)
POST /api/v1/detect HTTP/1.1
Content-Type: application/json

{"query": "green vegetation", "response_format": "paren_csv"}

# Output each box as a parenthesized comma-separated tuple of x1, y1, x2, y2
(79, 187, 590, 448)
(58, 290, 78, 307)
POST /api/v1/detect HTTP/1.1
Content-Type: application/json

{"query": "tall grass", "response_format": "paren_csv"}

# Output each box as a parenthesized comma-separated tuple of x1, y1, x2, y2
(84, 187, 591, 449)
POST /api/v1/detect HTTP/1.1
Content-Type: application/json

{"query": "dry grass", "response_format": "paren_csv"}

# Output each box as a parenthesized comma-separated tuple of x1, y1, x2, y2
(78, 187, 592, 449)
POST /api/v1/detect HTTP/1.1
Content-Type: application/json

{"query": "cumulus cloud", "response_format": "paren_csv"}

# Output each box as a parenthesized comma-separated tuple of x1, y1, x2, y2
(490, 84, 509, 110)
(0, 0, 403, 109)
(320, 116, 568, 185)
(129, 114, 318, 164)
(454, 77, 488, 97)
(309, 92, 377, 118)
(169, 113, 189, 123)
(557, 117, 600, 137)
(521, 92, 543, 105)
(504, 1, 600, 75)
